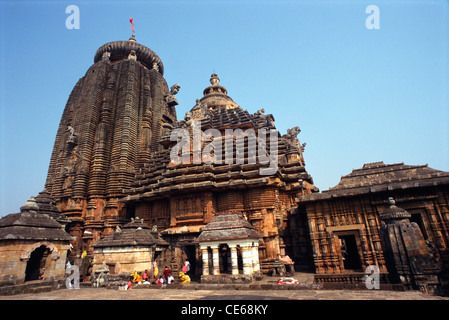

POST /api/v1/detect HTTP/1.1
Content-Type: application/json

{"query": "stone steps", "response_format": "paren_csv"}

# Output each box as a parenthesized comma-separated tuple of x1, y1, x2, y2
(25, 286, 54, 294)
(0, 279, 64, 296)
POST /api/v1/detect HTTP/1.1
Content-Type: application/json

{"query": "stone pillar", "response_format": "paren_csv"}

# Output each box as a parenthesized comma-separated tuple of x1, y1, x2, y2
(252, 245, 260, 273)
(212, 246, 220, 275)
(242, 246, 252, 275)
(201, 247, 209, 276)
(230, 246, 239, 275)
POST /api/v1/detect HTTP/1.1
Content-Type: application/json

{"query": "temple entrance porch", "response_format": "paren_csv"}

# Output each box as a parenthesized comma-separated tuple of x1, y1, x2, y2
(199, 240, 260, 283)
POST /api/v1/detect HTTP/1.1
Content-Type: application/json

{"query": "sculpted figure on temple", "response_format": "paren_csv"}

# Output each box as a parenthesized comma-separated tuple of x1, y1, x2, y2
(169, 83, 181, 95)
(283, 126, 301, 149)
(165, 83, 181, 106)
(66, 125, 77, 145)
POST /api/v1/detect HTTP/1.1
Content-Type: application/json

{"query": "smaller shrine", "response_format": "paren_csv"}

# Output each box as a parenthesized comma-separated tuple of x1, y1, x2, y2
(380, 197, 441, 293)
(197, 211, 261, 284)
(92, 218, 168, 276)
(0, 197, 72, 294)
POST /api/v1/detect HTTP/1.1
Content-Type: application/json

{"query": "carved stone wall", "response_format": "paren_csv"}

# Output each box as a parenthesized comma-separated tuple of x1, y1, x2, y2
(296, 162, 449, 279)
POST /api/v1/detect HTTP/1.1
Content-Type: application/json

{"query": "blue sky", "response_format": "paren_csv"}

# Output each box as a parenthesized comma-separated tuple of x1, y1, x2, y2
(0, 0, 448, 216)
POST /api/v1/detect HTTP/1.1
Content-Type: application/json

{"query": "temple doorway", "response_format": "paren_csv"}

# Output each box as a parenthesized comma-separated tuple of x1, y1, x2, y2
(338, 235, 362, 271)
(182, 245, 197, 276)
(219, 244, 231, 273)
(25, 245, 49, 281)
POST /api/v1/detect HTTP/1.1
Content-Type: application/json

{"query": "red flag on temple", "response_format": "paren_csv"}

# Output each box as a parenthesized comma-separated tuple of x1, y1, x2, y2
(129, 18, 135, 36)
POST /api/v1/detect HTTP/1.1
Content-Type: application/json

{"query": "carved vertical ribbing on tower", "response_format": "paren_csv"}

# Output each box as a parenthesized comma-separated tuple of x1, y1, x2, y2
(72, 60, 108, 200)
(137, 68, 153, 168)
(45, 77, 84, 199)
(107, 59, 140, 197)
(88, 62, 116, 198)
(149, 69, 165, 154)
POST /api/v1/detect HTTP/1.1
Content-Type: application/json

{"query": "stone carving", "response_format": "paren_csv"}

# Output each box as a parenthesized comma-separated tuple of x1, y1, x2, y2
(190, 99, 211, 121)
(128, 49, 137, 60)
(20, 241, 59, 261)
(165, 83, 181, 107)
(283, 126, 301, 150)
(169, 83, 181, 95)
(101, 51, 111, 61)
(66, 125, 77, 145)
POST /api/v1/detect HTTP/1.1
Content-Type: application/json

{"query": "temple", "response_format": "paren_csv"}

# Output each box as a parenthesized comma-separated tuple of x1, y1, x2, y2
(1, 34, 449, 294)
(40, 35, 316, 279)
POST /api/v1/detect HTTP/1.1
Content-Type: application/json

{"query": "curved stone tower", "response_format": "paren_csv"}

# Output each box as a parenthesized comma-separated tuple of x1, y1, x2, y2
(44, 37, 177, 254)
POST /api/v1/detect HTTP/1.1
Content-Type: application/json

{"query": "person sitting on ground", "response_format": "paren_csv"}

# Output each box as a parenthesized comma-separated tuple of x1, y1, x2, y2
(167, 273, 174, 285)
(127, 276, 134, 290)
(131, 271, 143, 284)
(143, 269, 149, 282)
(156, 275, 165, 285)
(178, 271, 190, 285)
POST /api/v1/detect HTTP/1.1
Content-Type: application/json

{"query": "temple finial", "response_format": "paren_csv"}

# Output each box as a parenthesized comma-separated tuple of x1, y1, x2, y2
(210, 73, 220, 85)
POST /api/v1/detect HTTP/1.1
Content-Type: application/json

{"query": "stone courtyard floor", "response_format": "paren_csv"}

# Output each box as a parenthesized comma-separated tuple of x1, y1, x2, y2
(2, 287, 448, 300)
(2, 284, 447, 319)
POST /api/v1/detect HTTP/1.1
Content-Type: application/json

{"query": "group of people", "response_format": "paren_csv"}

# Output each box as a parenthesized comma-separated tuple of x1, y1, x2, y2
(127, 261, 191, 289)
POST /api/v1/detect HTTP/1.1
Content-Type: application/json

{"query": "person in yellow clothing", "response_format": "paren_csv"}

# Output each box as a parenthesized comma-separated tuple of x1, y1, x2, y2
(178, 271, 190, 285)
(131, 271, 143, 283)
(153, 260, 158, 279)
